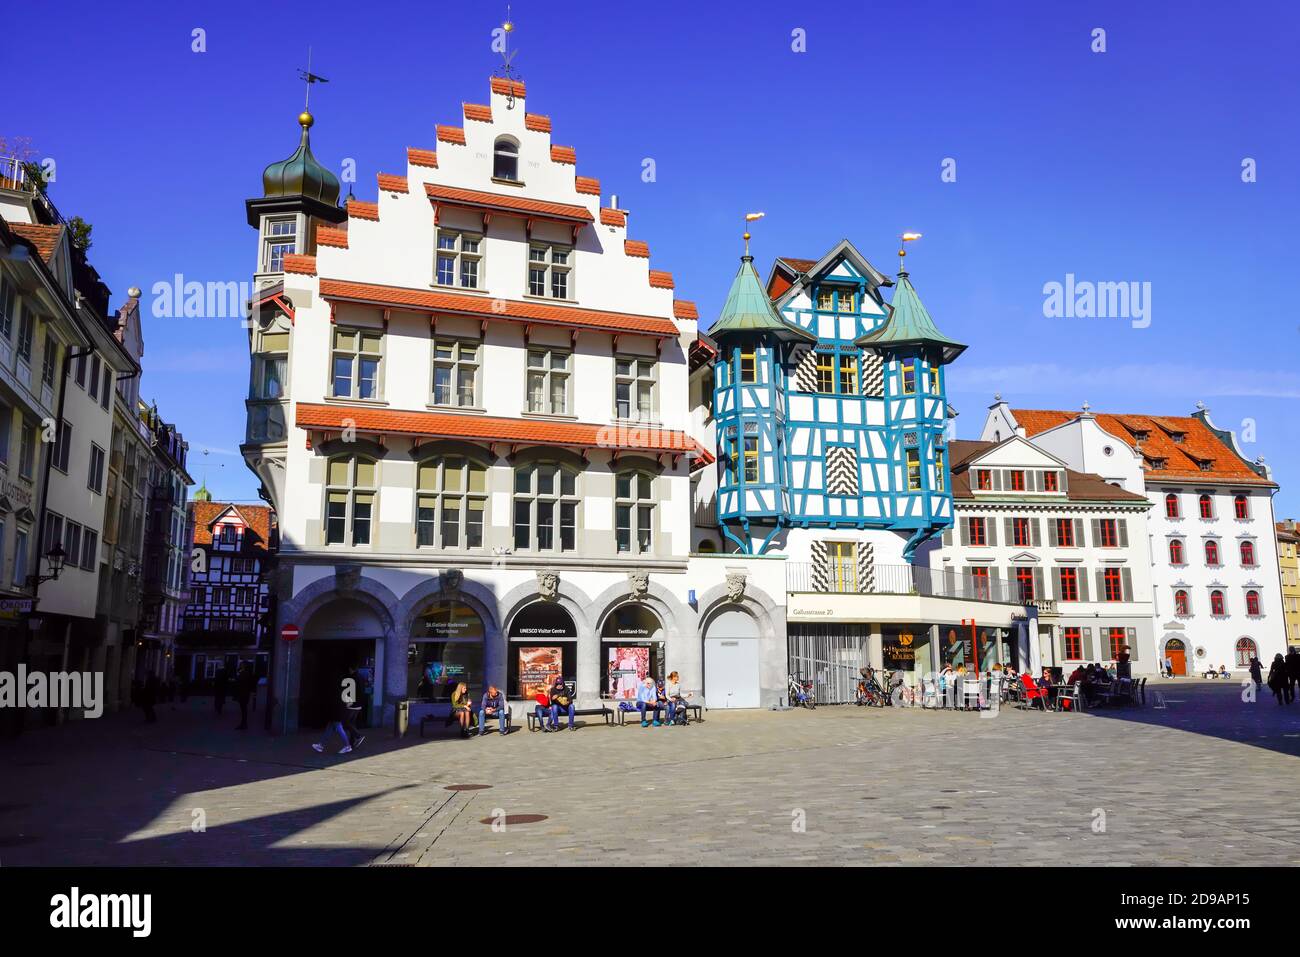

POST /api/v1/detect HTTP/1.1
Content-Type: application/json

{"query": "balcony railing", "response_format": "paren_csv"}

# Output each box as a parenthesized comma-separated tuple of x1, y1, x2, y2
(0, 155, 65, 225)
(786, 561, 1018, 604)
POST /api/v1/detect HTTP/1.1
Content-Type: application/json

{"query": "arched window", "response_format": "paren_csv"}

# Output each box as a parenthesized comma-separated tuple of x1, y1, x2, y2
(1169, 539, 1184, 565)
(615, 470, 655, 554)
(493, 136, 519, 181)
(1235, 637, 1256, 667)
(1204, 540, 1220, 566)
(1233, 494, 1249, 520)
(1240, 541, 1256, 567)
(416, 455, 487, 548)
(1198, 494, 1213, 519)
(1165, 493, 1180, 519)
(1245, 590, 1261, 616)
(1210, 590, 1226, 616)
(513, 461, 579, 552)
(1174, 590, 1190, 616)
(325, 454, 376, 545)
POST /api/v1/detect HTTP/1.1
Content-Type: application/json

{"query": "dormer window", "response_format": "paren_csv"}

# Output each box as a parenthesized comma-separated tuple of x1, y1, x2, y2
(1131, 430, 1149, 442)
(1199, 461, 1213, 471)
(493, 137, 519, 181)
(1170, 432, 1185, 444)
(816, 288, 833, 311)
(1043, 470, 1059, 492)
(1149, 458, 1167, 470)
(837, 288, 855, 312)
(976, 469, 991, 491)
(262, 217, 297, 273)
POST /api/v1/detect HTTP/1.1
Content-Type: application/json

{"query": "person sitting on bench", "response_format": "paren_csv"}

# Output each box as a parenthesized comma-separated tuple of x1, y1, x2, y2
(666, 671, 689, 725)
(478, 685, 508, 736)
(449, 681, 474, 737)
(547, 674, 576, 731)
(636, 677, 663, 727)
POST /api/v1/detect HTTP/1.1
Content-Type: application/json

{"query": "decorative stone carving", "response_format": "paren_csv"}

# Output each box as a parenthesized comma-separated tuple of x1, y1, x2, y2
(441, 568, 464, 593)
(537, 570, 560, 600)
(335, 563, 361, 594)
(725, 570, 747, 603)
(628, 570, 650, 599)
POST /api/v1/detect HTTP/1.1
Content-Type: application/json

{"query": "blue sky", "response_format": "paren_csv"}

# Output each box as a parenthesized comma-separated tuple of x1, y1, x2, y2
(6, 0, 1298, 515)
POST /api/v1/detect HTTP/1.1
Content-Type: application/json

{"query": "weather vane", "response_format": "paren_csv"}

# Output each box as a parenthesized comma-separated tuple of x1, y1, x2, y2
(898, 231, 922, 272)
(743, 211, 765, 256)
(298, 46, 329, 112)
(494, 6, 521, 109)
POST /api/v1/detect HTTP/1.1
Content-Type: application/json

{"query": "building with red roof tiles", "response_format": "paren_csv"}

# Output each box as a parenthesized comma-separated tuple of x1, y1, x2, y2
(239, 72, 764, 730)
(178, 494, 278, 688)
(983, 398, 1286, 673)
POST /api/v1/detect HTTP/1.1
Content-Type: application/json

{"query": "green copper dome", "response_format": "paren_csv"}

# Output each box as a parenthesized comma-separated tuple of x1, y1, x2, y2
(193, 480, 212, 503)
(710, 255, 817, 343)
(855, 266, 966, 364)
(261, 111, 340, 205)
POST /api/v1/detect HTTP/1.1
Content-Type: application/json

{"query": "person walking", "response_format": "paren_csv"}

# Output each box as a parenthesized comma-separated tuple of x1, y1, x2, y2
(139, 672, 159, 724)
(1248, 655, 1264, 693)
(213, 666, 229, 716)
(233, 663, 256, 730)
(1267, 654, 1288, 706)
(1284, 646, 1300, 705)
(312, 668, 357, 754)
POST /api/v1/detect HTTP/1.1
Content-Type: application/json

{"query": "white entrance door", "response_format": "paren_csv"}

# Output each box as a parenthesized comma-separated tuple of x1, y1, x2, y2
(705, 638, 760, 709)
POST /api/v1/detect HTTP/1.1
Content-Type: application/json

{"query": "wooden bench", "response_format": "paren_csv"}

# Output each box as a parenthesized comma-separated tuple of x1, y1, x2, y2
(416, 702, 512, 737)
(525, 706, 614, 731)
(614, 701, 703, 725)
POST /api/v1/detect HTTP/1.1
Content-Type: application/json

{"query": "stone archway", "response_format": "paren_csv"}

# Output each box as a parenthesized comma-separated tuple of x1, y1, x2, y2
(696, 579, 784, 709)
(499, 576, 595, 706)
(393, 572, 502, 711)
(589, 578, 693, 699)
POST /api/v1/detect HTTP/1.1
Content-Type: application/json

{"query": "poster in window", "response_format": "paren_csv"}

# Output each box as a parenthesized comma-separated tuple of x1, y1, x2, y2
(518, 646, 561, 699)
(607, 646, 649, 700)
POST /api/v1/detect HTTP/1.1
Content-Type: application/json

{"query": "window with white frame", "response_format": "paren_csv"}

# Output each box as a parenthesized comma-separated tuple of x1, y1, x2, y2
(528, 243, 572, 299)
(416, 455, 487, 549)
(325, 455, 377, 546)
(262, 217, 297, 273)
(12, 528, 27, 586)
(513, 461, 578, 552)
(432, 339, 479, 407)
(80, 528, 97, 570)
(615, 355, 656, 420)
(493, 137, 519, 181)
(0, 275, 14, 340)
(526, 348, 570, 414)
(615, 470, 655, 554)
(16, 303, 33, 363)
(331, 328, 382, 399)
(18, 421, 35, 478)
(435, 230, 482, 289)
(51, 421, 71, 472)
(41, 333, 57, 386)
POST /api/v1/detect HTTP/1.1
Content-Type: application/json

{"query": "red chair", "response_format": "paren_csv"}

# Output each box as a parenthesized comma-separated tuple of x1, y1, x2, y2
(1019, 673, 1050, 711)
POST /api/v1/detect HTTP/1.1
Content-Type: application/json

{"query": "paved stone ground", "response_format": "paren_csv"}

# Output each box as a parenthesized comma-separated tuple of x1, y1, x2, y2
(2, 679, 1299, 866)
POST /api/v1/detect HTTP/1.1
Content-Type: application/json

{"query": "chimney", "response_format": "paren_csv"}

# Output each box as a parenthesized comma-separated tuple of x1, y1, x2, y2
(609, 194, 619, 210)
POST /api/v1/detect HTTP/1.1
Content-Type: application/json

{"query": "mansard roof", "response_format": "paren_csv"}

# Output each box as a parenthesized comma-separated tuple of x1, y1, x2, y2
(947, 440, 1148, 504)
(709, 256, 817, 343)
(1009, 408, 1275, 486)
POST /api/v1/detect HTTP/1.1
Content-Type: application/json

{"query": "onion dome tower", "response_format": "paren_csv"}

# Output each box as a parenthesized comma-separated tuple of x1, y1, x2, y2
(245, 109, 346, 231)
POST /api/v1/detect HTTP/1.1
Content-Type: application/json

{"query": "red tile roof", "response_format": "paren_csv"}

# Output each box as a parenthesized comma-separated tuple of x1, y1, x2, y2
(525, 113, 551, 133)
(190, 501, 275, 549)
(436, 125, 466, 145)
(424, 183, 594, 223)
(318, 277, 679, 337)
(673, 300, 699, 320)
(575, 176, 600, 195)
(551, 145, 576, 164)
(490, 77, 526, 98)
(624, 239, 650, 258)
(296, 402, 702, 456)
(283, 254, 317, 275)
(690, 447, 716, 472)
(315, 225, 348, 249)
(947, 440, 1149, 503)
(377, 173, 408, 193)
(648, 270, 675, 289)
(600, 207, 627, 227)
(407, 147, 439, 168)
(463, 102, 492, 123)
(1012, 409, 1274, 485)
(346, 198, 379, 221)
(8, 222, 61, 264)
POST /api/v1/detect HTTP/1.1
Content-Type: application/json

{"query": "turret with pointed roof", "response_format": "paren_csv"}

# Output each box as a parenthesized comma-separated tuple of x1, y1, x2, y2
(856, 260, 965, 364)
(710, 254, 817, 344)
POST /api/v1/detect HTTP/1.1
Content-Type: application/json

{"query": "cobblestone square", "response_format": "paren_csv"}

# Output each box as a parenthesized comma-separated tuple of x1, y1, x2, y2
(3, 680, 1299, 867)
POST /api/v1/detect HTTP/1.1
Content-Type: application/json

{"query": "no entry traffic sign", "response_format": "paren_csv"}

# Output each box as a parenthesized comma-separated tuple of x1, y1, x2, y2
(281, 623, 301, 643)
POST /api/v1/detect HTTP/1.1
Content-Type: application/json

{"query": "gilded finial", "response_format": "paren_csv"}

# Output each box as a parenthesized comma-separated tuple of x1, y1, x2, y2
(298, 110, 314, 129)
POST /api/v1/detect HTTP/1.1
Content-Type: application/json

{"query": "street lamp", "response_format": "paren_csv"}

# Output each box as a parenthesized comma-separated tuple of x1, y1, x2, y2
(31, 542, 66, 586)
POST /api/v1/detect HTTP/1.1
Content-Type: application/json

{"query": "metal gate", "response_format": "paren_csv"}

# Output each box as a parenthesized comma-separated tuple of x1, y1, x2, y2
(788, 624, 869, 704)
